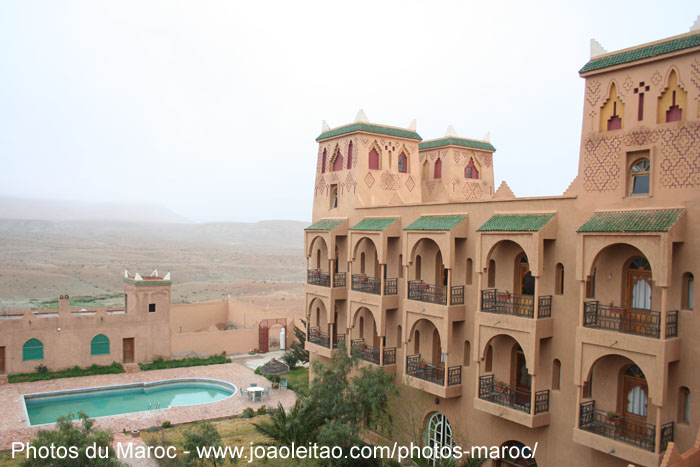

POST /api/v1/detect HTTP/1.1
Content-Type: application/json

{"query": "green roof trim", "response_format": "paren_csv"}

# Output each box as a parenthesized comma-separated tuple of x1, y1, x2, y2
(316, 123, 421, 141)
(577, 209, 684, 233)
(404, 215, 466, 231)
(305, 219, 346, 231)
(478, 213, 555, 232)
(580, 33, 700, 74)
(419, 137, 495, 152)
(350, 217, 399, 231)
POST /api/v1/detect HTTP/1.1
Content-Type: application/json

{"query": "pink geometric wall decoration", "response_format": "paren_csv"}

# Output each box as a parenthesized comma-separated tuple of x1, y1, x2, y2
(380, 171, 399, 191)
(586, 79, 601, 107)
(405, 176, 415, 192)
(364, 172, 375, 188)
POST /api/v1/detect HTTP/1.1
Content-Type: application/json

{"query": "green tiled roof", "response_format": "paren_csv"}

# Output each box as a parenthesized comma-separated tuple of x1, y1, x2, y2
(305, 219, 346, 231)
(577, 209, 684, 233)
(419, 137, 495, 152)
(350, 217, 399, 231)
(478, 213, 555, 232)
(404, 215, 466, 231)
(580, 33, 700, 74)
(316, 123, 421, 141)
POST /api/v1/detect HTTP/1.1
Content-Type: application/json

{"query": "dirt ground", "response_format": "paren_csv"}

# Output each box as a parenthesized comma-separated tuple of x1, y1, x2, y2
(0, 219, 306, 311)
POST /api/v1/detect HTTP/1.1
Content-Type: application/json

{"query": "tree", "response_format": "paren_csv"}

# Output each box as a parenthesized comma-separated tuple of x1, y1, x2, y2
(281, 319, 309, 370)
(255, 343, 396, 465)
(181, 421, 226, 466)
(22, 412, 120, 467)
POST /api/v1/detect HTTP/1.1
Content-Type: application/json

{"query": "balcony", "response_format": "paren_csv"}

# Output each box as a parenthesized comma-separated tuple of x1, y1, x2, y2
(307, 269, 330, 287)
(351, 339, 380, 364)
(481, 289, 551, 318)
(474, 374, 551, 428)
(583, 301, 678, 338)
(308, 326, 330, 348)
(578, 401, 674, 453)
(408, 281, 464, 306)
(333, 272, 346, 288)
(404, 354, 462, 398)
(478, 375, 549, 414)
(351, 274, 397, 295)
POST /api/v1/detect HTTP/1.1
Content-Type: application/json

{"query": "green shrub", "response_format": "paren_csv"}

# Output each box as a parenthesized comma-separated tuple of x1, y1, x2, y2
(162, 421, 172, 428)
(257, 405, 267, 415)
(138, 353, 230, 371)
(242, 407, 256, 418)
(35, 364, 48, 374)
(9, 362, 125, 383)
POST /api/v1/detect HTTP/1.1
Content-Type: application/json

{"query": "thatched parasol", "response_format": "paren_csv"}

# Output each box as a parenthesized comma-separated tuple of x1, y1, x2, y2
(259, 358, 289, 376)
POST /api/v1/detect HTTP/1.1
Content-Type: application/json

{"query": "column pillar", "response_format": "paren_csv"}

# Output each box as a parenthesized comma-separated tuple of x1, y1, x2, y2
(660, 286, 668, 339)
(654, 405, 662, 454)
(534, 275, 540, 317)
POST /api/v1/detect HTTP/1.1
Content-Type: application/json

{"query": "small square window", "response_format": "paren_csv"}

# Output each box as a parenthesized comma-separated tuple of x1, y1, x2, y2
(149, 303, 156, 313)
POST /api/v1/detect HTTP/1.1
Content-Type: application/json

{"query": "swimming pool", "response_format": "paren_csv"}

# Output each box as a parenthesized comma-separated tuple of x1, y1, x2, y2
(23, 378, 237, 426)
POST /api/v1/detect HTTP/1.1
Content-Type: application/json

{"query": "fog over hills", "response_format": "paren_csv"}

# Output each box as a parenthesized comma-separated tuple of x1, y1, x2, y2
(0, 197, 308, 309)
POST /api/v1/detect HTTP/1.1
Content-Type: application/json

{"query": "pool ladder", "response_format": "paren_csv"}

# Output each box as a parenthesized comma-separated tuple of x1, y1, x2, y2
(148, 402, 160, 411)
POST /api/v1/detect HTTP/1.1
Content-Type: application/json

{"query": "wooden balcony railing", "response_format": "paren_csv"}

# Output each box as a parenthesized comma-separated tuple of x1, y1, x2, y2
(478, 374, 549, 414)
(408, 281, 464, 306)
(333, 272, 346, 288)
(583, 301, 678, 338)
(579, 400, 674, 452)
(307, 269, 330, 287)
(481, 289, 552, 318)
(307, 326, 330, 348)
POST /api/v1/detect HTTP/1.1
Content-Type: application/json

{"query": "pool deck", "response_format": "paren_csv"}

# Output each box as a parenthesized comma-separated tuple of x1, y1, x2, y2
(0, 363, 296, 451)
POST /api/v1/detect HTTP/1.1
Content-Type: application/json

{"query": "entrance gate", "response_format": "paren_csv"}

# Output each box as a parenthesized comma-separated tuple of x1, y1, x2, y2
(258, 318, 287, 353)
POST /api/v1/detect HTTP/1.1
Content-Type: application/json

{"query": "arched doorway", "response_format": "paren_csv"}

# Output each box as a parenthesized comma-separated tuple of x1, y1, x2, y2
(512, 344, 531, 406)
(426, 412, 452, 465)
(515, 253, 535, 296)
(621, 364, 648, 425)
(497, 440, 537, 466)
(259, 318, 287, 353)
(626, 257, 652, 310)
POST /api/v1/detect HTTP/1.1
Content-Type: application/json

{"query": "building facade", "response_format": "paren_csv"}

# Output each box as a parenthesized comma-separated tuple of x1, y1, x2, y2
(304, 29, 700, 467)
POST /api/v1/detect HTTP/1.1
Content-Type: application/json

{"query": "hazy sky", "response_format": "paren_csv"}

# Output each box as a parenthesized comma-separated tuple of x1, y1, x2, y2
(0, 1, 697, 222)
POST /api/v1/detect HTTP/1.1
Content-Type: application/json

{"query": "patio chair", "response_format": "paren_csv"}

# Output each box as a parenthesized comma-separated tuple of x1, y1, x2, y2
(250, 382, 259, 388)
(263, 386, 271, 400)
(279, 378, 288, 391)
(240, 388, 250, 400)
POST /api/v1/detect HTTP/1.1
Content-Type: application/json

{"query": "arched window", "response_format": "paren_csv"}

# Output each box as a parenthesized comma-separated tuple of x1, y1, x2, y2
(321, 149, 327, 173)
(555, 263, 565, 295)
(463, 341, 470, 367)
(658, 69, 687, 123)
(347, 141, 353, 169)
(398, 152, 407, 173)
(332, 150, 343, 171)
(552, 359, 561, 390)
(414, 329, 420, 354)
(91, 334, 110, 356)
(487, 259, 496, 288)
(369, 148, 380, 170)
(682, 272, 694, 310)
(485, 344, 493, 372)
(465, 258, 473, 285)
(465, 158, 479, 179)
(433, 158, 442, 179)
(23, 338, 43, 361)
(360, 252, 366, 274)
(628, 257, 652, 309)
(679, 386, 691, 424)
(426, 413, 453, 462)
(629, 159, 650, 195)
(415, 255, 422, 280)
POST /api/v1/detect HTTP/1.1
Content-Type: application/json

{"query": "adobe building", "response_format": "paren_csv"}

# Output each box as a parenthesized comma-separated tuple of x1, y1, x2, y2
(0, 270, 298, 376)
(304, 25, 700, 467)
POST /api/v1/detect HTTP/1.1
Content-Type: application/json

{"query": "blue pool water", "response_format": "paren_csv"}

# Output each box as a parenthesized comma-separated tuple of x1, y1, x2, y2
(24, 379, 236, 426)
